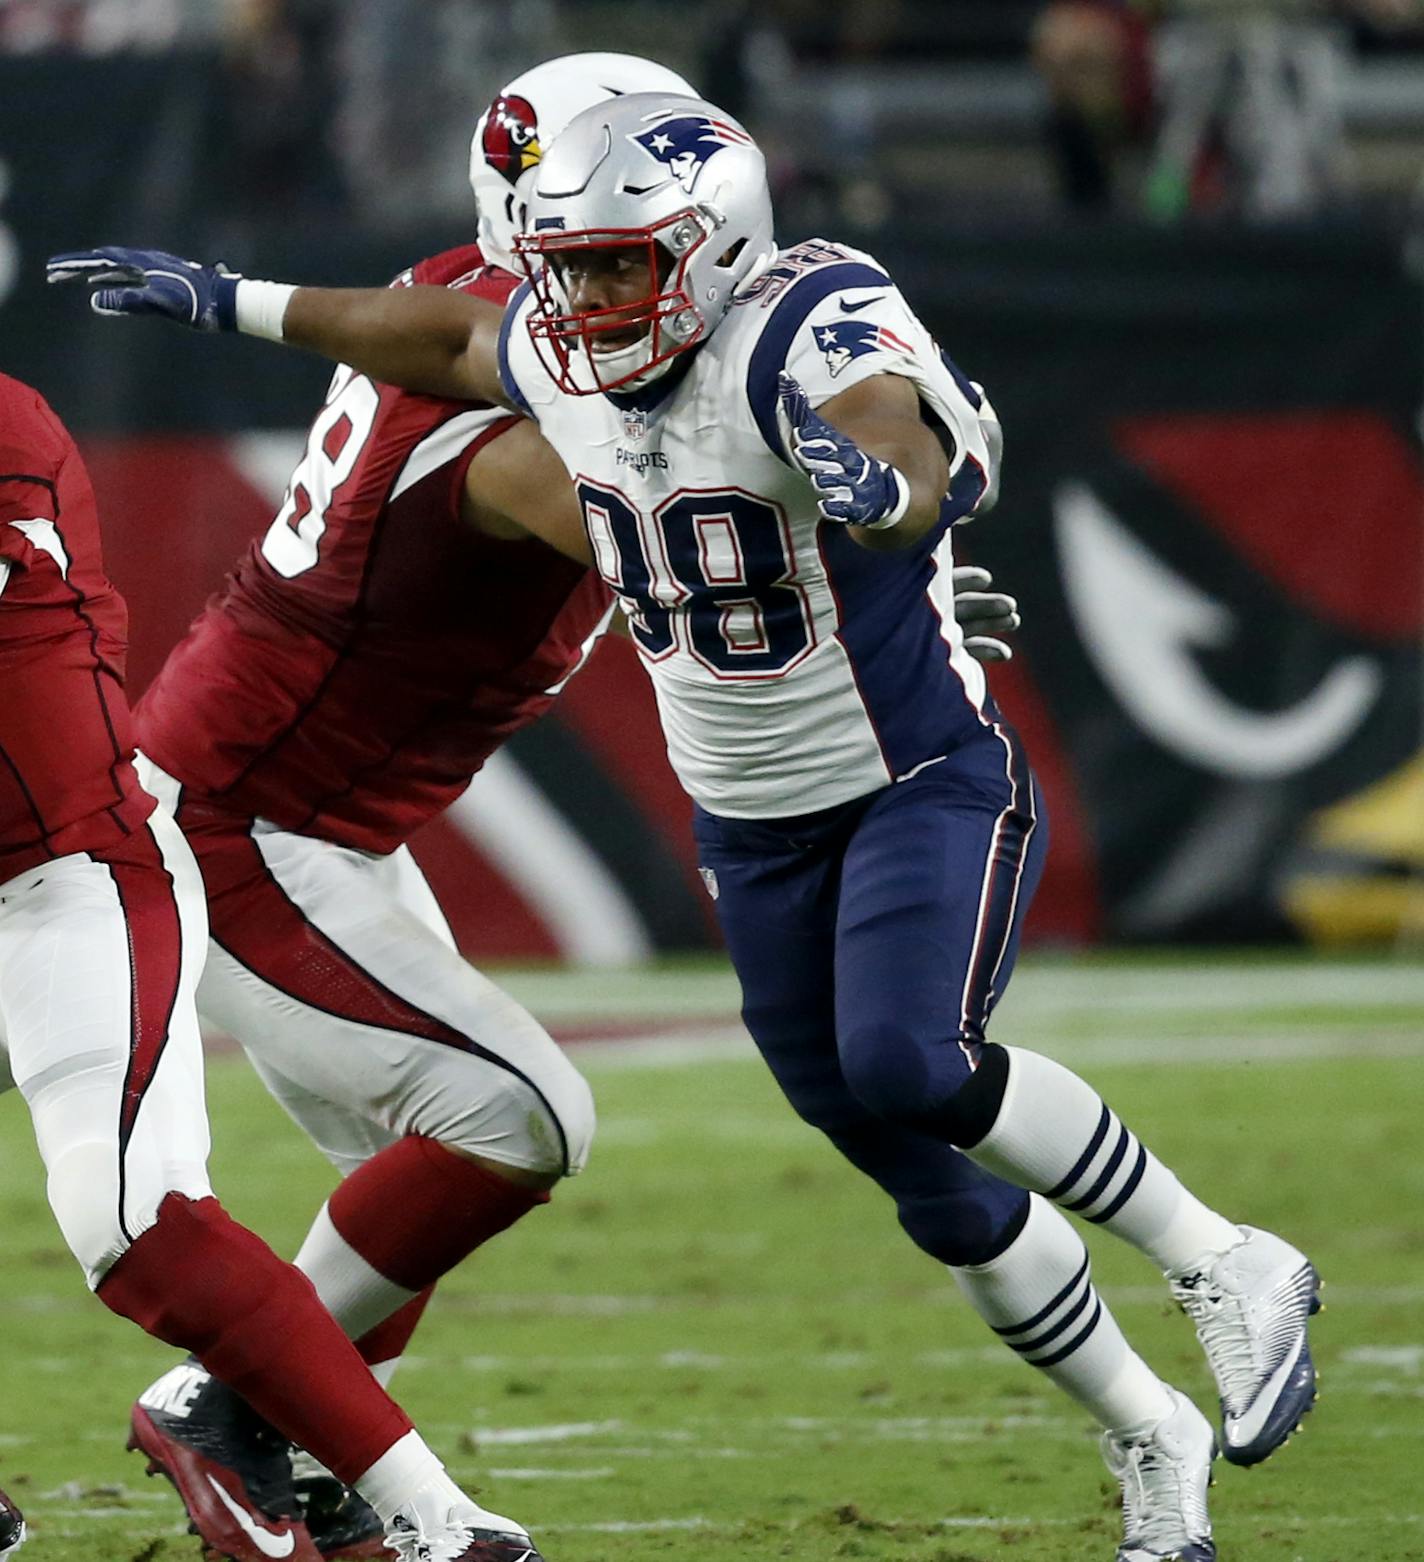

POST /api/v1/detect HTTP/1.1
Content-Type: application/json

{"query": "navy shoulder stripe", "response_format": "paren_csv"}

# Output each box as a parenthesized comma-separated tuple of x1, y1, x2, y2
(940, 348, 982, 411)
(496, 280, 536, 419)
(745, 260, 892, 463)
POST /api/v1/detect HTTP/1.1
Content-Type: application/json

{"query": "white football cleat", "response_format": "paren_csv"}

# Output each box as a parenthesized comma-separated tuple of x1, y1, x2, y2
(1169, 1224, 1321, 1466)
(383, 1490, 543, 1562)
(1101, 1388, 1216, 1562)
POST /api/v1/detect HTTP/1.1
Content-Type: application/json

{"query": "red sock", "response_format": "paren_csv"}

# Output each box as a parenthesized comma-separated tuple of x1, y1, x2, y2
(99, 1193, 411, 1484)
(355, 1287, 434, 1369)
(328, 1136, 549, 1291)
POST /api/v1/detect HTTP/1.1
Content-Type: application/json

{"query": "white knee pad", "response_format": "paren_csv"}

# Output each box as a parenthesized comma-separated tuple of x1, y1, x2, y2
(555, 1065, 597, 1177)
(34, 1067, 209, 1288)
(408, 1045, 596, 1180)
(45, 1136, 129, 1287)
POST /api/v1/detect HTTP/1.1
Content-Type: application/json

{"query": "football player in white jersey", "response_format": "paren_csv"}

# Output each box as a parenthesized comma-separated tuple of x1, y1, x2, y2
(52, 92, 1320, 1562)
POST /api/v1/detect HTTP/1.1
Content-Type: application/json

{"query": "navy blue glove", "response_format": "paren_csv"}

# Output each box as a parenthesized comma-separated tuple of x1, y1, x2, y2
(46, 246, 240, 332)
(776, 371, 910, 529)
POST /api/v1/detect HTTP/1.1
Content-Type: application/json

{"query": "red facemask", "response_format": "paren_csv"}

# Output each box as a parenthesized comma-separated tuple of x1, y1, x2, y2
(515, 211, 711, 395)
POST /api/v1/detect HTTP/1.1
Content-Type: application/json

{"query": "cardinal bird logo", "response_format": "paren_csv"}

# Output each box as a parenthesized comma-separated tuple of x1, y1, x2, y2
(483, 94, 542, 184)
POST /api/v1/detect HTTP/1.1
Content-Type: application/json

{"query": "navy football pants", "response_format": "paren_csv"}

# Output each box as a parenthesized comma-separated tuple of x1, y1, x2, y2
(693, 721, 1046, 1267)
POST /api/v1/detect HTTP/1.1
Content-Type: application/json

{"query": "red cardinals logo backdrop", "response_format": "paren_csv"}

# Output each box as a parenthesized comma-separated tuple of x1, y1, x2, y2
(482, 94, 541, 184)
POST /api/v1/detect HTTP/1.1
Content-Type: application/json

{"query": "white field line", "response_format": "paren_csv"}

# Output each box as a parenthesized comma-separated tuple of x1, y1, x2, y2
(466, 1419, 625, 1444)
(488, 959, 1424, 1023)
(8, 1283, 1423, 1328)
(532, 1512, 1424, 1535)
(540, 1518, 715, 1533)
(486, 1467, 617, 1480)
(1100, 1283, 1424, 1306)
(995, 962, 1424, 1014)
(568, 1029, 754, 1068)
(447, 1392, 1424, 1455)
(39, 1510, 1424, 1539)
(447, 1346, 1017, 1374)
(460, 1413, 1083, 1445)
(429, 1338, 1410, 1377)
(571, 1025, 1424, 1072)
(42, 1514, 188, 1528)
(1341, 1344, 1423, 1371)
(186, 963, 1424, 1064)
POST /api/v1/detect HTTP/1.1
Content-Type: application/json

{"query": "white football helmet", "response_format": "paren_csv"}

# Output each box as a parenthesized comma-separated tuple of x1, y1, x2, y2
(516, 92, 777, 394)
(469, 52, 698, 274)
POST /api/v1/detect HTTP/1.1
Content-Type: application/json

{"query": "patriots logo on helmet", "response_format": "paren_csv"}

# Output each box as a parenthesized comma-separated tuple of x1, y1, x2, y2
(631, 115, 754, 194)
(814, 320, 915, 379)
(483, 93, 541, 184)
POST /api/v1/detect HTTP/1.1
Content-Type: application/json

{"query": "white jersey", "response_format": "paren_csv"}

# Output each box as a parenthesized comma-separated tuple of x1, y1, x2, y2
(500, 237, 1002, 819)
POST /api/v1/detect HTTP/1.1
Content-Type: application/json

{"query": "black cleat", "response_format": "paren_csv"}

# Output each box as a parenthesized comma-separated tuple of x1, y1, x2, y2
(129, 1358, 322, 1562)
(0, 1485, 25, 1559)
(454, 1534, 546, 1562)
(294, 1468, 393, 1560)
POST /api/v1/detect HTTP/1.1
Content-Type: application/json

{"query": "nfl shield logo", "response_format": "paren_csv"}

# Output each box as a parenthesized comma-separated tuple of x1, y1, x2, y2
(698, 866, 720, 900)
(622, 407, 648, 440)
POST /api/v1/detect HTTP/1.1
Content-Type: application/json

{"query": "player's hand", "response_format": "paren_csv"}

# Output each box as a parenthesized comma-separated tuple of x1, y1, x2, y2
(952, 565, 1019, 663)
(777, 371, 910, 529)
(46, 246, 241, 332)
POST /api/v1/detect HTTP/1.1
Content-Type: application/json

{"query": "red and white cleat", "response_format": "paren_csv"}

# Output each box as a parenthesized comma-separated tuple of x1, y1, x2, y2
(129, 1361, 322, 1562)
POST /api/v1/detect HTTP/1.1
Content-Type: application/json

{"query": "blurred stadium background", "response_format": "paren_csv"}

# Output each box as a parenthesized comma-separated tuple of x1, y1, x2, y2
(3, 6, 1424, 1560)
(4, 0, 1423, 963)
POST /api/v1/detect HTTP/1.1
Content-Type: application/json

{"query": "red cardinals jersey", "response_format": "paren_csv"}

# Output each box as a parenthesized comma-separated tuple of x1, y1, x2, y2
(0, 373, 154, 882)
(136, 248, 612, 854)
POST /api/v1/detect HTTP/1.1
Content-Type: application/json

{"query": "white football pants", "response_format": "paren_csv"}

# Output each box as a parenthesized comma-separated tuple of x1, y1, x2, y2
(0, 807, 213, 1287)
(138, 759, 594, 1184)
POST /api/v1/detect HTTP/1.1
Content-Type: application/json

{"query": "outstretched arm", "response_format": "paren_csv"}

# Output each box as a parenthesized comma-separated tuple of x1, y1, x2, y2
(47, 247, 505, 403)
(283, 285, 506, 403)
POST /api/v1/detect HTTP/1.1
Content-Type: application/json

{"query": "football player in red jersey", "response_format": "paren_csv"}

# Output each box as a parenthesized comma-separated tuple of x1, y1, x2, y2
(119, 52, 695, 1561)
(48, 53, 1022, 1559)
(0, 370, 548, 1562)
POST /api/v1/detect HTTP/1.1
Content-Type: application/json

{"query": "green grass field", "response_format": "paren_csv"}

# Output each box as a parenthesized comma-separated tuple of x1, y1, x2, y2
(1, 953, 1421, 1562)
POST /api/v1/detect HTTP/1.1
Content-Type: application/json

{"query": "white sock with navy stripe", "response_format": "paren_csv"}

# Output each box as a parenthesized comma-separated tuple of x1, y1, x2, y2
(966, 1047, 1240, 1272)
(953, 1195, 1175, 1435)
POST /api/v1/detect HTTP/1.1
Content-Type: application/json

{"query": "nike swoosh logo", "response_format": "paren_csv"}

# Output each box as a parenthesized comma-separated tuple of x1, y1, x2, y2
(838, 294, 883, 313)
(204, 1474, 297, 1558)
(1224, 1331, 1306, 1447)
